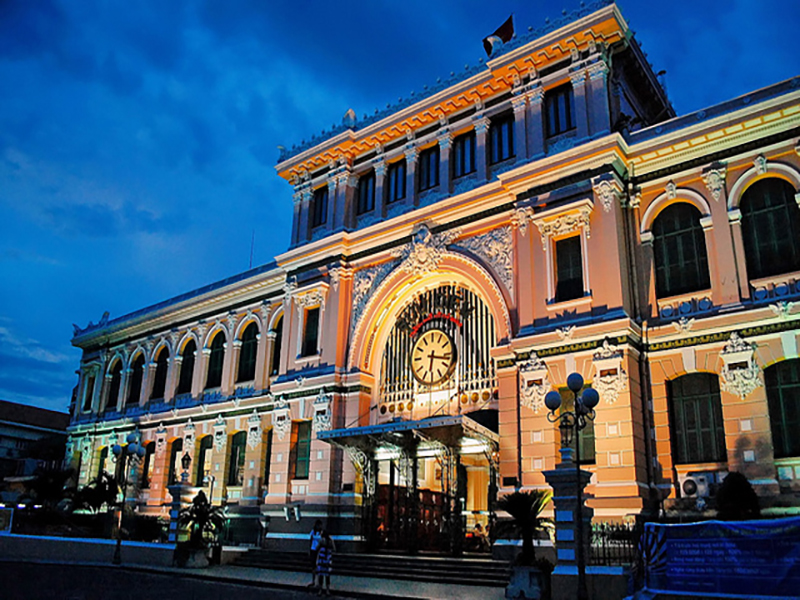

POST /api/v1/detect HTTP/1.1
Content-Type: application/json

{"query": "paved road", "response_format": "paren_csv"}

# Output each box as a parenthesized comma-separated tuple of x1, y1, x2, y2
(1, 562, 327, 600)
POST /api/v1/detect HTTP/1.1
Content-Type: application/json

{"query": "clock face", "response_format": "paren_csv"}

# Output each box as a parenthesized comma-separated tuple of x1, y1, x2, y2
(410, 329, 457, 386)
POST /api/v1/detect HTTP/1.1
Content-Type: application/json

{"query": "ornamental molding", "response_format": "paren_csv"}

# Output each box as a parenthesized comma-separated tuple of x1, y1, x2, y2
(720, 333, 762, 398)
(533, 205, 592, 250)
(312, 390, 333, 434)
(702, 163, 727, 202)
(754, 154, 768, 175)
(184, 418, 196, 448)
(283, 276, 297, 306)
(81, 436, 93, 455)
(351, 260, 398, 342)
(455, 226, 514, 296)
(671, 317, 695, 333)
(666, 181, 677, 199)
(510, 206, 534, 235)
(769, 301, 795, 320)
(391, 224, 460, 277)
(155, 423, 167, 456)
(247, 410, 262, 450)
(518, 353, 551, 413)
(213, 414, 227, 451)
(591, 175, 624, 213)
(592, 340, 627, 404)
(272, 398, 291, 441)
(344, 446, 375, 496)
(296, 287, 326, 311)
(556, 325, 576, 340)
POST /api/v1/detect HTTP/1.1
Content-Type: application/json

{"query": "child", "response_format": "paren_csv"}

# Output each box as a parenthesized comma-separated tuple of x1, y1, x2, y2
(315, 530, 336, 595)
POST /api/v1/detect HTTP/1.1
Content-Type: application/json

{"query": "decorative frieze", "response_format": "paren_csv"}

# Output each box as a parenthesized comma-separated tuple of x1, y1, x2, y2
(702, 163, 727, 202)
(312, 390, 333, 434)
(592, 340, 627, 405)
(247, 410, 262, 449)
(533, 206, 592, 250)
(392, 223, 460, 277)
(455, 226, 514, 296)
(213, 414, 227, 452)
(351, 260, 398, 341)
(518, 353, 551, 413)
(510, 206, 533, 236)
(720, 333, 762, 398)
(591, 175, 623, 213)
(296, 287, 326, 311)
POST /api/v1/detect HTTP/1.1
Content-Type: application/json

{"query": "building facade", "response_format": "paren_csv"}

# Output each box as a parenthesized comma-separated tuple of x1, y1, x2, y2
(67, 1, 800, 552)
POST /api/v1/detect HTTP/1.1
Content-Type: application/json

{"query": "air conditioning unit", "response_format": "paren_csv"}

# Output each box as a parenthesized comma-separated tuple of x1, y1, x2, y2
(678, 471, 727, 499)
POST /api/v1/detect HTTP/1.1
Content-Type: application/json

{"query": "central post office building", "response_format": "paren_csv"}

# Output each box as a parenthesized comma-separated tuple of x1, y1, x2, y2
(67, 1, 800, 552)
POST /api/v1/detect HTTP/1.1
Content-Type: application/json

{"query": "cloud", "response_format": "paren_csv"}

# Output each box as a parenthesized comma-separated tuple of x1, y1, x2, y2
(0, 326, 70, 365)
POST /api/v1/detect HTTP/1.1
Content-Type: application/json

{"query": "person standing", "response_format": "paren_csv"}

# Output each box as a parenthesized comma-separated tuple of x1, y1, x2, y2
(315, 530, 335, 595)
(308, 520, 323, 588)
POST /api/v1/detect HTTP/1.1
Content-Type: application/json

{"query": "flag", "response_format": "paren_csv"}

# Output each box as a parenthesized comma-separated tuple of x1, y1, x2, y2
(483, 15, 514, 57)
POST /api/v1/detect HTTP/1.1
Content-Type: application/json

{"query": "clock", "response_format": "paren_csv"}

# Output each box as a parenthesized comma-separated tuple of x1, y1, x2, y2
(410, 329, 457, 386)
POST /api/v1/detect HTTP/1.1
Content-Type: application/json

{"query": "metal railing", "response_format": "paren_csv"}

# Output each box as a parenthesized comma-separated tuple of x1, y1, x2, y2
(589, 522, 641, 566)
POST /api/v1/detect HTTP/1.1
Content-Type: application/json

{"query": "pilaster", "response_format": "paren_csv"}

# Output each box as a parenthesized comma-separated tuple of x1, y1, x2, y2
(526, 85, 545, 157)
(512, 93, 528, 161)
(473, 116, 490, 182)
(569, 68, 589, 140)
(404, 144, 418, 207)
(586, 58, 611, 136)
(437, 128, 452, 196)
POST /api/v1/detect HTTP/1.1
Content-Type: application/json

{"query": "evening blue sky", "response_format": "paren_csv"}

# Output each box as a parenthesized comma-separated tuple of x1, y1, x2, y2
(1, 0, 798, 413)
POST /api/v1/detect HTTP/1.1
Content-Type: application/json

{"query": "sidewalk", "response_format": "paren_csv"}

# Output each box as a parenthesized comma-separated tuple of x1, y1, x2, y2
(0, 558, 507, 600)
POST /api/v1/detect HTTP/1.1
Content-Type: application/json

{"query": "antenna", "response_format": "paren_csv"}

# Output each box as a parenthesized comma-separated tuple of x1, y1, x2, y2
(249, 229, 255, 269)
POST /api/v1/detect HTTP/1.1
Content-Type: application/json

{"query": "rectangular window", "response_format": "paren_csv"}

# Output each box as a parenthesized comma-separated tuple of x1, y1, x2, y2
(195, 435, 213, 486)
(545, 84, 575, 138)
(555, 236, 584, 302)
(141, 442, 155, 489)
(301, 307, 320, 357)
(228, 432, 247, 486)
(82, 376, 95, 412)
(387, 160, 406, 203)
(292, 421, 312, 480)
(489, 113, 515, 164)
(418, 145, 440, 192)
(311, 187, 328, 228)
(453, 132, 476, 178)
(356, 171, 376, 215)
(262, 429, 273, 492)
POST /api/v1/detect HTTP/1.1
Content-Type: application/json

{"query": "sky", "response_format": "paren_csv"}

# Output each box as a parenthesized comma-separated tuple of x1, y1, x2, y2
(1, 0, 798, 414)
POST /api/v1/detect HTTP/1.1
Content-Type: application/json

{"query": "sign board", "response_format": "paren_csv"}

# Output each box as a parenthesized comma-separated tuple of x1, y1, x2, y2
(642, 517, 800, 598)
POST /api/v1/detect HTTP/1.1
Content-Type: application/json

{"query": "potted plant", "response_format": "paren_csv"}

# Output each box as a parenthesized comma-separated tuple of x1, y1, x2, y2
(174, 491, 227, 568)
(497, 489, 554, 599)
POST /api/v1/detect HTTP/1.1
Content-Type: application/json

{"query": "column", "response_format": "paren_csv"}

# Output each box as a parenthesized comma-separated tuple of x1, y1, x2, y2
(586, 59, 611, 136)
(224, 340, 240, 394)
(527, 85, 545, 157)
(253, 331, 267, 391)
(640, 233, 658, 320)
(326, 176, 337, 232)
(263, 331, 277, 389)
(700, 216, 723, 302)
(142, 360, 156, 405)
(298, 186, 312, 243)
(194, 348, 209, 395)
(512, 93, 528, 161)
(728, 209, 751, 300)
(290, 189, 302, 246)
(405, 145, 418, 207)
(374, 157, 386, 216)
(120, 368, 133, 410)
(164, 353, 178, 403)
(101, 372, 113, 413)
(241, 416, 266, 507)
(569, 68, 589, 140)
(473, 116, 489, 182)
(333, 168, 353, 231)
(438, 128, 452, 195)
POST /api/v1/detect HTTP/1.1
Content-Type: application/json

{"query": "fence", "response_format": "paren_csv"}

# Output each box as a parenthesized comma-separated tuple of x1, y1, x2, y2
(589, 521, 641, 566)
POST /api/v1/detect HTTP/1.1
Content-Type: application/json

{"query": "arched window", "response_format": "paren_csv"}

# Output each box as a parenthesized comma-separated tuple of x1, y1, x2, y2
(105, 361, 123, 412)
(168, 438, 183, 486)
(668, 373, 726, 464)
(237, 323, 259, 383)
(270, 317, 283, 376)
(205, 332, 225, 389)
(766, 359, 800, 459)
(228, 431, 247, 486)
(196, 435, 213, 486)
(127, 354, 145, 406)
(150, 348, 169, 400)
(141, 442, 155, 488)
(740, 178, 800, 280)
(652, 203, 711, 298)
(176, 340, 196, 395)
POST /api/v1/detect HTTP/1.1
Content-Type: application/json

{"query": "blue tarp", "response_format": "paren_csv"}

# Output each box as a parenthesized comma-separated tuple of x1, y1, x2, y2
(642, 517, 800, 598)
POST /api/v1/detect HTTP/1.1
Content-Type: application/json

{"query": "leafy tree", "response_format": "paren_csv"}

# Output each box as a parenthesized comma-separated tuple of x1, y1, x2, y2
(717, 472, 760, 521)
(177, 491, 227, 549)
(497, 490, 553, 565)
(75, 472, 119, 513)
(25, 466, 76, 509)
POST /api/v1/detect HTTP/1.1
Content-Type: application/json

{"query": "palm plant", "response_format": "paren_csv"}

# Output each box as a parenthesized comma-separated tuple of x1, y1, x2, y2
(177, 491, 227, 549)
(75, 471, 119, 513)
(497, 489, 553, 565)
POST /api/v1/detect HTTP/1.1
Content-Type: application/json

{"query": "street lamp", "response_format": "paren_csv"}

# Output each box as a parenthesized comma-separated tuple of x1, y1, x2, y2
(545, 373, 599, 600)
(110, 430, 147, 565)
(180, 452, 192, 483)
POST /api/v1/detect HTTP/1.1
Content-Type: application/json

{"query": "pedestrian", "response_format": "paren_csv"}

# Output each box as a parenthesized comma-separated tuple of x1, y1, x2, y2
(308, 519, 323, 588)
(315, 530, 335, 595)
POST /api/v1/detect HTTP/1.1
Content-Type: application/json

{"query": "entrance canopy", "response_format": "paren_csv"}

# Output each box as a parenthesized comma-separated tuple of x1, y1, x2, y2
(317, 414, 498, 457)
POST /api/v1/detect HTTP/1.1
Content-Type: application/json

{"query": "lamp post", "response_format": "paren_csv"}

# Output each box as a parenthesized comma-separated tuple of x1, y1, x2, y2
(110, 430, 147, 565)
(544, 373, 599, 600)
